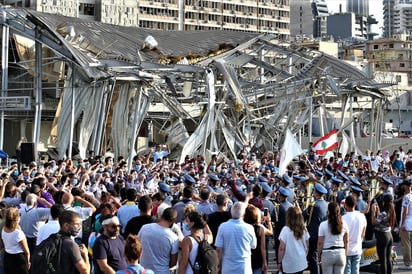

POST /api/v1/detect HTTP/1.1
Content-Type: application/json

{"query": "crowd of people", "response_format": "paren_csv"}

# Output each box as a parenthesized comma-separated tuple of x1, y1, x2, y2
(0, 142, 411, 274)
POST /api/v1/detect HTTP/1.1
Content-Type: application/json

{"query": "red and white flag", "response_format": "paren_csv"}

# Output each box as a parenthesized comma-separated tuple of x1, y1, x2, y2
(312, 129, 339, 155)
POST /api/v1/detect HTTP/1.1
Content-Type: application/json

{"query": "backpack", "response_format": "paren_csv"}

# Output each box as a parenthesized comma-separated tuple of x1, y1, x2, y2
(189, 235, 219, 274)
(29, 233, 64, 274)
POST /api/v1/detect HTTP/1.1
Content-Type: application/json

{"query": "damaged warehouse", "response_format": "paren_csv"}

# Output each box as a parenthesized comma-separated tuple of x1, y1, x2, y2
(0, 7, 397, 165)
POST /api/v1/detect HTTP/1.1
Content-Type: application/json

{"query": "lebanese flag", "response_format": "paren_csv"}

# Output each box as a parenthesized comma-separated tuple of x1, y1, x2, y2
(312, 129, 339, 155)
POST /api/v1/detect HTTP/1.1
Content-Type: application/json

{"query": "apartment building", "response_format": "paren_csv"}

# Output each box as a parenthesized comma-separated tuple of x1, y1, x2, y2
(365, 33, 412, 82)
(393, 0, 412, 35)
(3, 0, 290, 39)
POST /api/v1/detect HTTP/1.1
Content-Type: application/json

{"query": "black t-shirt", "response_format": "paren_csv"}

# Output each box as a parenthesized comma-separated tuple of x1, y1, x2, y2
(59, 232, 83, 274)
(207, 211, 231, 247)
(123, 215, 157, 238)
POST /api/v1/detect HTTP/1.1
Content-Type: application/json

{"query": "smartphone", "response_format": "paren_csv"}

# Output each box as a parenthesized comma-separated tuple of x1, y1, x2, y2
(264, 208, 269, 216)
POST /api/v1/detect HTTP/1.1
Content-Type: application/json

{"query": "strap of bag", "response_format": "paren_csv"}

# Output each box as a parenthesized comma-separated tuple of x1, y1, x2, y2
(187, 235, 200, 271)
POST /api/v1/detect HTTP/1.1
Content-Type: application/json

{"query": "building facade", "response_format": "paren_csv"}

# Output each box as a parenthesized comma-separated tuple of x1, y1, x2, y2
(327, 12, 369, 40)
(4, 0, 290, 39)
(365, 33, 412, 83)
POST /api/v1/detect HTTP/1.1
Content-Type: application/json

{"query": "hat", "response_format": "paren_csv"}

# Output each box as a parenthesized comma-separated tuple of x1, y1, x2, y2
(351, 186, 363, 193)
(278, 186, 291, 197)
(381, 176, 393, 185)
(315, 170, 323, 177)
(209, 173, 220, 182)
(331, 177, 343, 185)
(184, 174, 196, 185)
(282, 174, 293, 185)
(159, 182, 171, 193)
(337, 170, 349, 182)
(348, 176, 361, 186)
(314, 183, 328, 194)
(261, 182, 272, 193)
(325, 169, 334, 178)
(258, 175, 268, 183)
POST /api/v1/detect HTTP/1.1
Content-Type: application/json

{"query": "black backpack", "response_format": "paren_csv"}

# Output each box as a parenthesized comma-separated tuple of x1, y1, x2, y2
(189, 235, 219, 274)
(29, 233, 64, 274)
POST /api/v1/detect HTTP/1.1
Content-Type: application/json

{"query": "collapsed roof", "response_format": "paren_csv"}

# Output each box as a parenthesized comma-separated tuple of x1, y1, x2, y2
(1, 7, 388, 163)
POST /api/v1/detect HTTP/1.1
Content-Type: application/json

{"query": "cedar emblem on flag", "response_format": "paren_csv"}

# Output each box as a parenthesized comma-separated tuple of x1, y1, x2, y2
(312, 129, 339, 155)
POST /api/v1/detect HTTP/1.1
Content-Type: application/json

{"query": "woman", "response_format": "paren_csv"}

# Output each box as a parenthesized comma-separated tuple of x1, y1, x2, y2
(372, 194, 396, 274)
(277, 206, 309, 274)
(317, 202, 348, 274)
(115, 234, 154, 274)
(244, 204, 271, 274)
(178, 211, 213, 274)
(1, 207, 30, 274)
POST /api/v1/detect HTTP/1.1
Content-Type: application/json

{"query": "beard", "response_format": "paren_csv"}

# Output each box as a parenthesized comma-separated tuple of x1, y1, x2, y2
(107, 229, 119, 238)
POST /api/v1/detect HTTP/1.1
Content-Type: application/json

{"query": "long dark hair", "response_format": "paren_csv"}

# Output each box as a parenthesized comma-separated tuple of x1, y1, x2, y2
(328, 202, 343, 235)
(286, 206, 305, 239)
(383, 194, 396, 227)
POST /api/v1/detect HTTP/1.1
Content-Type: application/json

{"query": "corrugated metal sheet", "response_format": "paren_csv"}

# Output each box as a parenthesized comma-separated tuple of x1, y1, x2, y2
(29, 11, 260, 64)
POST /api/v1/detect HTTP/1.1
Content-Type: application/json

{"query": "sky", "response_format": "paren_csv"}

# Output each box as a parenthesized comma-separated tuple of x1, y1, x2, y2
(326, 0, 384, 36)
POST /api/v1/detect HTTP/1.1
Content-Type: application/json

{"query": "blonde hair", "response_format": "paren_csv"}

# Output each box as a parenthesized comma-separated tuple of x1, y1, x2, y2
(184, 204, 196, 218)
(4, 207, 20, 231)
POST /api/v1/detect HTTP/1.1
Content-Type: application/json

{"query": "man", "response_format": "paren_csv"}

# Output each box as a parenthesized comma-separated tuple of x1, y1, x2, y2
(273, 186, 292, 261)
(342, 195, 367, 274)
(36, 203, 65, 245)
(93, 215, 127, 274)
(152, 144, 170, 164)
(123, 195, 157, 238)
(207, 194, 231, 247)
(19, 193, 50, 252)
(197, 187, 216, 215)
(215, 201, 257, 273)
(57, 210, 90, 274)
(303, 183, 328, 274)
(117, 188, 139, 234)
(138, 207, 179, 274)
(399, 180, 412, 270)
(173, 186, 197, 223)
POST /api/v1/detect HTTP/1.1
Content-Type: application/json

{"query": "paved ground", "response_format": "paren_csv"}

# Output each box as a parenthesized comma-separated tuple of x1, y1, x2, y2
(266, 239, 407, 274)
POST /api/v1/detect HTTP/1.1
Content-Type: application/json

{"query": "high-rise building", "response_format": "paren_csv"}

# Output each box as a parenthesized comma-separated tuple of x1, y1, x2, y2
(383, 0, 412, 38)
(311, 0, 329, 38)
(346, 0, 369, 17)
(290, 0, 313, 38)
(4, 0, 291, 40)
(393, 0, 412, 35)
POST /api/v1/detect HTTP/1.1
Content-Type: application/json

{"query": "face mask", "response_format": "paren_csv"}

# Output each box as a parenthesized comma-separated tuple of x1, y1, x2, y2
(73, 179, 78, 185)
(183, 223, 189, 231)
(251, 156, 256, 160)
(69, 224, 81, 237)
(108, 168, 112, 174)
(221, 168, 227, 174)
(31, 171, 36, 176)
(99, 168, 105, 173)
(13, 170, 19, 176)
(135, 165, 141, 171)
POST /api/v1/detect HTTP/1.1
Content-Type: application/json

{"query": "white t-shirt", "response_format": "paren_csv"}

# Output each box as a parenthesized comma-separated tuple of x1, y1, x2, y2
(278, 226, 310, 273)
(318, 219, 348, 249)
(36, 220, 60, 246)
(1, 228, 25, 254)
(402, 193, 412, 231)
(342, 211, 367, 256)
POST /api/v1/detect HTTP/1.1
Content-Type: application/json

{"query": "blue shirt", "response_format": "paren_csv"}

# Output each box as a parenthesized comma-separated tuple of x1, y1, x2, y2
(116, 264, 154, 274)
(215, 219, 257, 274)
(117, 202, 140, 233)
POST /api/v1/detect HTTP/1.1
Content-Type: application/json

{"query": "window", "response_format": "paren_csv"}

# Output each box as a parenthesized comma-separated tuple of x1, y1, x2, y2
(374, 45, 378, 49)
(389, 43, 394, 48)
(400, 63, 405, 68)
